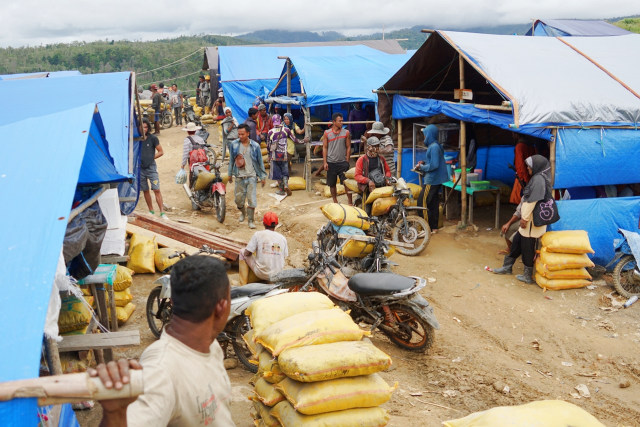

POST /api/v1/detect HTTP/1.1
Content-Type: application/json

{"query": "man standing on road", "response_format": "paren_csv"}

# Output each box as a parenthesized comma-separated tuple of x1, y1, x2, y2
(239, 211, 288, 284)
(415, 124, 448, 232)
(140, 119, 167, 219)
(92, 255, 234, 426)
(322, 112, 353, 204)
(150, 84, 162, 135)
(168, 83, 183, 126)
(244, 107, 259, 142)
(228, 124, 267, 229)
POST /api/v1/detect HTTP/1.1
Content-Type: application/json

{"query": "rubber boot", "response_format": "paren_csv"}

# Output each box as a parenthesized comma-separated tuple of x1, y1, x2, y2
(283, 176, 292, 196)
(238, 206, 246, 222)
(247, 207, 256, 229)
(516, 266, 535, 284)
(153, 121, 161, 135)
(492, 256, 515, 275)
(275, 180, 286, 196)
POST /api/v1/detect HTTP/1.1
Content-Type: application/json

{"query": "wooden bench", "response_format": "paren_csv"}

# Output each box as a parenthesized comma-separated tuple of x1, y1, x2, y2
(57, 330, 140, 353)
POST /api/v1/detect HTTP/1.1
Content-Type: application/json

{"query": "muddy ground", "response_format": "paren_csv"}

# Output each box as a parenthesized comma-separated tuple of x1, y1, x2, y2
(77, 125, 640, 426)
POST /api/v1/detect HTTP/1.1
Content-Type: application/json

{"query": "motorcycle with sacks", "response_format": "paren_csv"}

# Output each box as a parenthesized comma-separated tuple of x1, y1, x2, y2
(146, 245, 287, 372)
(607, 228, 640, 298)
(272, 240, 439, 352)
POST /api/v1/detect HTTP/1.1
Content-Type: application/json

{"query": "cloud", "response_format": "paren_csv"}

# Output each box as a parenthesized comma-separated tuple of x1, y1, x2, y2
(0, 0, 637, 47)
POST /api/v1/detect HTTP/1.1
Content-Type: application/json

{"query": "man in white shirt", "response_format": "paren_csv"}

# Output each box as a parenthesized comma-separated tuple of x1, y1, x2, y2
(91, 256, 234, 427)
(240, 211, 288, 284)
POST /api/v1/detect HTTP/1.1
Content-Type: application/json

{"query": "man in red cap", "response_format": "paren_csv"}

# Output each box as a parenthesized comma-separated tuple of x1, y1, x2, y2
(239, 211, 288, 284)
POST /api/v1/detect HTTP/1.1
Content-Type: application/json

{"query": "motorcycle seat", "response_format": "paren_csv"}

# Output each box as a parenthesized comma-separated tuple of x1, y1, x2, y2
(348, 273, 415, 296)
(230, 282, 276, 299)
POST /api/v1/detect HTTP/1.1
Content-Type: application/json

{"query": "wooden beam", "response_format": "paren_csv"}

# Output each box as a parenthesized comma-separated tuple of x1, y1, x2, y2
(373, 89, 493, 96)
(337, 233, 414, 249)
(459, 53, 468, 227)
(550, 128, 557, 187)
(474, 104, 512, 111)
(126, 223, 200, 254)
(58, 331, 140, 352)
(397, 119, 403, 179)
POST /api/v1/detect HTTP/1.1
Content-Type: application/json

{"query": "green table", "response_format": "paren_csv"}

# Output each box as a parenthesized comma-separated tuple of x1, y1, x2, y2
(442, 181, 501, 228)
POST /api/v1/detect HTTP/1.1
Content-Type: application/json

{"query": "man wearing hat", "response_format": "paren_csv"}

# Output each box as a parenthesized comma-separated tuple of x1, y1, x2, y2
(198, 75, 211, 108)
(180, 122, 206, 188)
(149, 84, 162, 135)
(362, 121, 395, 176)
(239, 211, 288, 284)
(256, 104, 272, 143)
(354, 137, 392, 211)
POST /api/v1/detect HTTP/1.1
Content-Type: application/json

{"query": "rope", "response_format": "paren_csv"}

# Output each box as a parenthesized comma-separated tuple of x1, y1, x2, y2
(137, 48, 205, 75)
(140, 70, 203, 87)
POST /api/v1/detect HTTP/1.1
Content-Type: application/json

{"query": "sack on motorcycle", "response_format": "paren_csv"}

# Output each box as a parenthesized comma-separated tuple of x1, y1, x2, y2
(275, 374, 393, 415)
(535, 274, 591, 291)
(247, 292, 335, 337)
(365, 186, 393, 204)
(288, 177, 306, 191)
(407, 183, 422, 200)
(258, 350, 286, 384)
(535, 258, 592, 280)
(538, 247, 594, 271)
(270, 400, 390, 427)
(371, 196, 397, 217)
(278, 340, 392, 383)
(343, 179, 361, 194)
(127, 235, 156, 274)
(252, 400, 280, 427)
(254, 377, 286, 406)
(321, 203, 370, 231)
(540, 230, 594, 254)
(256, 307, 367, 356)
(113, 265, 134, 291)
(338, 227, 374, 258)
(154, 247, 181, 273)
(193, 171, 216, 191)
(114, 288, 133, 307)
(443, 400, 605, 427)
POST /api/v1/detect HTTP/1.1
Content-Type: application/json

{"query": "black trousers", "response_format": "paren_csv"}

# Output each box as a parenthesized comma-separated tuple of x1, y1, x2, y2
(508, 231, 537, 268)
(418, 184, 441, 230)
(173, 107, 182, 125)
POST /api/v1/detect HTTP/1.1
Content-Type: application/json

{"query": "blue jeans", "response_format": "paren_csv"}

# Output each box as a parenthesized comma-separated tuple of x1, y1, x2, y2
(235, 176, 257, 209)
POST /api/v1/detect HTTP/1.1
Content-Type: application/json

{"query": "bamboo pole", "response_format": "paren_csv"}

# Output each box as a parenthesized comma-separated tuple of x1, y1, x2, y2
(397, 119, 403, 179)
(286, 59, 292, 114)
(459, 54, 468, 227)
(372, 89, 493, 96)
(304, 107, 312, 191)
(550, 128, 558, 187)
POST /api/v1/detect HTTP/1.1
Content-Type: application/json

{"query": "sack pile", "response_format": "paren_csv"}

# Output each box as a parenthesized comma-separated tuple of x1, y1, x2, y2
(535, 230, 595, 290)
(246, 292, 394, 427)
(77, 265, 137, 325)
(200, 113, 215, 124)
(126, 233, 181, 274)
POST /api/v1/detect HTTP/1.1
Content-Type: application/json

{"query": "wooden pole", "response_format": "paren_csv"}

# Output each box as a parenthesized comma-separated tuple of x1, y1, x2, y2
(550, 128, 558, 187)
(397, 119, 403, 179)
(459, 54, 468, 227)
(286, 59, 292, 114)
(304, 107, 312, 191)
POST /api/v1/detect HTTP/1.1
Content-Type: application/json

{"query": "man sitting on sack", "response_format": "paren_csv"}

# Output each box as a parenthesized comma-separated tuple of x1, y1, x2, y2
(239, 211, 288, 284)
(354, 136, 392, 212)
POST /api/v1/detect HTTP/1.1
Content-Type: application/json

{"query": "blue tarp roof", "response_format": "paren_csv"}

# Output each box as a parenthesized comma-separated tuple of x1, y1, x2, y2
(272, 52, 413, 107)
(0, 72, 136, 177)
(0, 70, 82, 81)
(0, 104, 105, 422)
(525, 19, 630, 37)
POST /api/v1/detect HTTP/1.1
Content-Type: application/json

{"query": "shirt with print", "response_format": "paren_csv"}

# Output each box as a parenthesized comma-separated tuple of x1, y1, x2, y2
(246, 230, 288, 279)
(127, 332, 234, 427)
(324, 127, 350, 164)
(168, 89, 182, 108)
(237, 142, 256, 178)
(141, 134, 159, 169)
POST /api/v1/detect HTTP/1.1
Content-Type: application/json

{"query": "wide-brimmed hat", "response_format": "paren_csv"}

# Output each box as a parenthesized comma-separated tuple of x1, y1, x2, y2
(182, 122, 202, 132)
(368, 121, 389, 135)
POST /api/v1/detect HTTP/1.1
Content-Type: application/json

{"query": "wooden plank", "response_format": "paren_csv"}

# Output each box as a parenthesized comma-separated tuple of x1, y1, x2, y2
(337, 233, 414, 249)
(126, 223, 200, 253)
(58, 331, 140, 352)
(100, 254, 129, 264)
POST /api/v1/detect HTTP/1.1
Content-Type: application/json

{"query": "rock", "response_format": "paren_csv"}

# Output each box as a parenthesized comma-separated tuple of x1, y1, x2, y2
(575, 384, 590, 398)
(224, 358, 238, 370)
(619, 379, 631, 388)
(493, 381, 505, 393)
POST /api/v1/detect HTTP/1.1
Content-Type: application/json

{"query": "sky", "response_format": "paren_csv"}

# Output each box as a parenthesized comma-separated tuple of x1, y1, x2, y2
(0, 0, 638, 48)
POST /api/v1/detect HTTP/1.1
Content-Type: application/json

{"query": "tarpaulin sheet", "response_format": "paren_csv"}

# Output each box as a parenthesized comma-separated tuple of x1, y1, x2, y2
(526, 19, 630, 37)
(475, 145, 516, 185)
(550, 197, 640, 265)
(0, 70, 82, 80)
(555, 127, 640, 188)
(392, 96, 552, 140)
(0, 104, 99, 422)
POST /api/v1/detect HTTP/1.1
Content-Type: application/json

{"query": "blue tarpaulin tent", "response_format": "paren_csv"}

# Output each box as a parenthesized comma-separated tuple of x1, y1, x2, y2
(0, 104, 117, 424)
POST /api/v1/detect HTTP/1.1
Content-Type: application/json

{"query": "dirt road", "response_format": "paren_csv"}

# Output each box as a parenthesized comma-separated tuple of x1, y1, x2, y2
(77, 125, 640, 426)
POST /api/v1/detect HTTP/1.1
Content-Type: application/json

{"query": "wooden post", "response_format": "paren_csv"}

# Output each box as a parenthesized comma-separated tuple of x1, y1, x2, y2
(459, 54, 468, 227)
(397, 119, 403, 179)
(44, 338, 63, 376)
(286, 59, 292, 114)
(550, 127, 558, 187)
(304, 107, 312, 191)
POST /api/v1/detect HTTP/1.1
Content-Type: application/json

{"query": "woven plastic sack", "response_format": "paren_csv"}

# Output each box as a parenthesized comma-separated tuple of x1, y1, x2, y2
(336, 226, 374, 258)
(154, 247, 181, 273)
(539, 247, 594, 271)
(443, 400, 605, 427)
(535, 274, 591, 291)
(343, 179, 361, 194)
(275, 373, 393, 415)
(256, 307, 366, 356)
(258, 350, 286, 384)
(247, 292, 334, 336)
(116, 302, 136, 325)
(128, 233, 155, 255)
(288, 177, 306, 191)
(58, 295, 92, 333)
(114, 288, 133, 307)
(253, 400, 280, 427)
(535, 258, 592, 280)
(243, 329, 264, 357)
(371, 196, 397, 217)
(407, 182, 422, 200)
(193, 171, 216, 191)
(541, 230, 594, 254)
(254, 377, 285, 406)
(345, 167, 356, 179)
(323, 184, 346, 198)
(320, 203, 370, 231)
(271, 400, 390, 427)
(175, 168, 187, 185)
(127, 237, 156, 274)
(365, 186, 393, 204)
(113, 265, 134, 291)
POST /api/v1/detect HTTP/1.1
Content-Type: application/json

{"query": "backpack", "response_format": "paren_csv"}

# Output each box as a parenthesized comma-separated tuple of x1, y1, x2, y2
(188, 137, 209, 170)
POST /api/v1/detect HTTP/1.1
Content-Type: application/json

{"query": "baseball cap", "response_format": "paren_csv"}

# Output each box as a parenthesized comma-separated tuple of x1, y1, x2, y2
(263, 211, 278, 227)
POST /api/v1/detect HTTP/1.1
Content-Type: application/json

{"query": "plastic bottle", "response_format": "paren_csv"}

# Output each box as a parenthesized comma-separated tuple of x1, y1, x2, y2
(623, 295, 638, 308)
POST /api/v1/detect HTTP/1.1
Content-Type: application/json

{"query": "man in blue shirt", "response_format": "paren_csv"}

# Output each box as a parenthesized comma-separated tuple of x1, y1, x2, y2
(415, 125, 449, 232)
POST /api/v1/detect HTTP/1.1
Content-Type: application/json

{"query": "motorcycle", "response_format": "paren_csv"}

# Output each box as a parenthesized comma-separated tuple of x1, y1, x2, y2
(146, 245, 288, 372)
(183, 148, 226, 223)
(183, 98, 201, 126)
(272, 240, 439, 352)
(608, 228, 640, 298)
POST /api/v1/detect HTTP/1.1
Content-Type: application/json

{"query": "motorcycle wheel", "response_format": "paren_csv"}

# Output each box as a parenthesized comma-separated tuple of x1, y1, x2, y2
(613, 254, 640, 297)
(392, 215, 430, 256)
(230, 315, 258, 373)
(383, 304, 434, 352)
(215, 192, 226, 223)
(161, 111, 173, 129)
(146, 286, 172, 339)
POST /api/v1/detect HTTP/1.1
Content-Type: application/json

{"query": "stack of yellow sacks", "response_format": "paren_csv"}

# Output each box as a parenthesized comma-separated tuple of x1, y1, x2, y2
(77, 265, 137, 325)
(245, 292, 395, 427)
(58, 293, 93, 335)
(201, 114, 215, 124)
(126, 233, 181, 274)
(535, 230, 595, 290)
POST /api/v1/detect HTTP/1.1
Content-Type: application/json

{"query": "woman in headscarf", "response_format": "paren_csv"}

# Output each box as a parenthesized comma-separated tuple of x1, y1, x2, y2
(491, 154, 551, 283)
(267, 114, 305, 195)
(220, 106, 239, 162)
(415, 125, 449, 232)
(283, 113, 304, 171)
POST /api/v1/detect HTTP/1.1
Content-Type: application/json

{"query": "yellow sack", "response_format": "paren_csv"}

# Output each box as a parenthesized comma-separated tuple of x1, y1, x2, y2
(288, 177, 306, 191)
(154, 247, 181, 273)
(371, 196, 397, 217)
(271, 400, 390, 427)
(541, 230, 595, 254)
(535, 274, 591, 291)
(194, 171, 216, 191)
(275, 374, 393, 415)
(253, 400, 280, 427)
(340, 239, 374, 258)
(114, 288, 133, 307)
(83, 295, 94, 308)
(254, 377, 285, 406)
(365, 186, 393, 204)
(58, 295, 92, 333)
(220, 173, 230, 184)
(261, 147, 268, 156)
(258, 350, 286, 384)
(320, 203, 370, 231)
(343, 179, 361, 194)
(260, 142, 267, 149)
(247, 292, 334, 336)
(113, 265, 134, 291)
(79, 285, 92, 296)
(256, 307, 366, 356)
(345, 167, 356, 179)
(128, 233, 155, 255)
(535, 258, 592, 280)
(278, 340, 391, 382)
(243, 330, 264, 357)
(407, 183, 422, 200)
(116, 302, 136, 325)
(539, 247, 594, 271)
(444, 400, 605, 427)
(127, 235, 156, 274)
(323, 184, 345, 198)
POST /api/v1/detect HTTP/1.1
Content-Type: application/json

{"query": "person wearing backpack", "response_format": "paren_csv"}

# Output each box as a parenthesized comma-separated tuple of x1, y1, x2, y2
(267, 114, 305, 196)
(180, 122, 207, 187)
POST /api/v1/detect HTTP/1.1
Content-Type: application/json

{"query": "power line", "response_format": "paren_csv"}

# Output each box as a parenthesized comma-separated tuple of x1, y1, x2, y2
(137, 47, 204, 75)
(140, 69, 203, 86)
